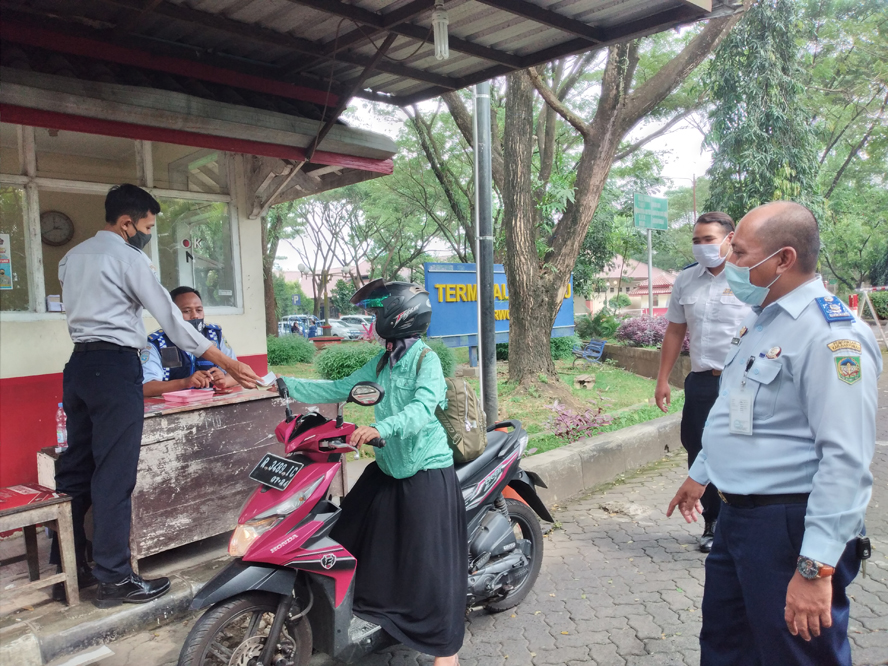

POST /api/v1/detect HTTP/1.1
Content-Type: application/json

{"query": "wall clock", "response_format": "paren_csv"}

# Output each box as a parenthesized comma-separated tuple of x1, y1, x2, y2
(40, 211, 75, 247)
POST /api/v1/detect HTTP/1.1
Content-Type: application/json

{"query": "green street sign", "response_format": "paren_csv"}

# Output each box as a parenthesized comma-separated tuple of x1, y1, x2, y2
(634, 193, 668, 230)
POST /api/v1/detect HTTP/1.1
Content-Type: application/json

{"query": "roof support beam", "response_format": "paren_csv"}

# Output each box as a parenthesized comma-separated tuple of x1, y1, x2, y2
(286, 0, 522, 68)
(472, 0, 606, 42)
(95, 0, 462, 89)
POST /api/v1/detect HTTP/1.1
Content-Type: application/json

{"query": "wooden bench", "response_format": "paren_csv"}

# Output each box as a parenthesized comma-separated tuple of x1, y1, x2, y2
(0, 484, 79, 606)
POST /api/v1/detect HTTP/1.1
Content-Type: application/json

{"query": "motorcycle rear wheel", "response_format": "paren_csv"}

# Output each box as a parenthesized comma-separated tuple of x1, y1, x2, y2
(485, 498, 544, 613)
(177, 592, 312, 666)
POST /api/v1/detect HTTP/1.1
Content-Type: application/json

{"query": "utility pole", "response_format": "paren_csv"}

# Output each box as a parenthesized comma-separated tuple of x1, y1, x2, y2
(692, 174, 697, 220)
(473, 81, 497, 421)
(647, 229, 654, 315)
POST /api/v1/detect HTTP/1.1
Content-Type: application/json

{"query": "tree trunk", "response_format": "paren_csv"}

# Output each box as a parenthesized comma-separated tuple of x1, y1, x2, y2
(261, 215, 279, 337)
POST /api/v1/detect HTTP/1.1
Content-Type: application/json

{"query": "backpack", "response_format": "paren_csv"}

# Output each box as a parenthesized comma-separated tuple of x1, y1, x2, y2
(376, 347, 487, 463)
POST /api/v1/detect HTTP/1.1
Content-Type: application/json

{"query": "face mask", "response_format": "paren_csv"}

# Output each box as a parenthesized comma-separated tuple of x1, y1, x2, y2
(724, 248, 783, 306)
(187, 318, 204, 333)
(126, 226, 152, 250)
(692, 240, 727, 268)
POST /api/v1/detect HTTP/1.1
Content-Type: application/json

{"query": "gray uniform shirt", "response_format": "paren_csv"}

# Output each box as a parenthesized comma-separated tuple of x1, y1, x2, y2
(690, 278, 881, 565)
(59, 230, 211, 356)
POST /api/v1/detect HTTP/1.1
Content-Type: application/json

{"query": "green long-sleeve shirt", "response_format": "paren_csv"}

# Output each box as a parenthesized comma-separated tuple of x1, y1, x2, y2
(282, 340, 453, 479)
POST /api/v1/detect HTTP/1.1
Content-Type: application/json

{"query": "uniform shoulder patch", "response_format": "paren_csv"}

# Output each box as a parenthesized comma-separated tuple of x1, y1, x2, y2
(834, 356, 861, 384)
(815, 296, 854, 323)
(827, 339, 861, 353)
(205, 323, 222, 332)
(681, 262, 699, 271)
(139, 348, 151, 365)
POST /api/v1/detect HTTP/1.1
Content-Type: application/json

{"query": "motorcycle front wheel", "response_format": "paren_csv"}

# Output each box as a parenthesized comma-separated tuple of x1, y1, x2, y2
(485, 498, 545, 613)
(177, 592, 312, 666)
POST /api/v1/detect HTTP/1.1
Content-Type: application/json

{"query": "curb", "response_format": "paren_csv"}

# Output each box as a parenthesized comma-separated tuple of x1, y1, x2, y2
(2, 555, 229, 665)
(522, 412, 682, 506)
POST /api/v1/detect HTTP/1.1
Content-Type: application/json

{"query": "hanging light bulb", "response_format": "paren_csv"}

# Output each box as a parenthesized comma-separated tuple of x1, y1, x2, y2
(432, 1, 450, 61)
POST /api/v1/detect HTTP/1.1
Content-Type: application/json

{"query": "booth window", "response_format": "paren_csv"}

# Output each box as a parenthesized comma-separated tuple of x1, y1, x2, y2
(153, 144, 229, 195)
(36, 129, 139, 184)
(0, 187, 31, 312)
(0, 125, 240, 315)
(156, 198, 236, 308)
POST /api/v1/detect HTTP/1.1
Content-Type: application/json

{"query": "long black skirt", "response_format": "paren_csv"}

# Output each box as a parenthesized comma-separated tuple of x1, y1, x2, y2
(330, 462, 467, 657)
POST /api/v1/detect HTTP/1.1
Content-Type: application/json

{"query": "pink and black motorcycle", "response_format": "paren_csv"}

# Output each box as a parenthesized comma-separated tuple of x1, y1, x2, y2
(178, 379, 551, 666)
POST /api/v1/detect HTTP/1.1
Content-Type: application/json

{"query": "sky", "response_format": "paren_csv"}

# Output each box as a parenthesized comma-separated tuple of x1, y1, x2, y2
(275, 99, 714, 273)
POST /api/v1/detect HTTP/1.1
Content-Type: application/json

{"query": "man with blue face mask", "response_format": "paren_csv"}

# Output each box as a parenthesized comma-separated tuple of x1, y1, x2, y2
(666, 201, 881, 665)
(53, 185, 260, 607)
(656, 212, 751, 552)
(142, 287, 240, 397)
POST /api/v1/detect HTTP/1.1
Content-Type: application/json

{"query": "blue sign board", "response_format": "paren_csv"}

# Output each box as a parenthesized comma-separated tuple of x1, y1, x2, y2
(291, 294, 301, 306)
(424, 262, 574, 348)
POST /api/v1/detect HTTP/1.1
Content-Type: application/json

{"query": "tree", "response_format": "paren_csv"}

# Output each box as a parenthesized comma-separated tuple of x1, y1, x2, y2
(705, 0, 820, 220)
(331, 279, 358, 316)
(272, 274, 312, 321)
(262, 201, 301, 336)
(494, 7, 747, 390)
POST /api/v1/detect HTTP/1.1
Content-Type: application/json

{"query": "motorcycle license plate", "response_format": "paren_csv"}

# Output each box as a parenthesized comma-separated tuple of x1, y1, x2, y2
(249, 453, 304, 491)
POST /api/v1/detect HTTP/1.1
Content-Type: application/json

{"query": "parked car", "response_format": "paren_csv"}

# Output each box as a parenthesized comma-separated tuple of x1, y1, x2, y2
(327, 319, 363, 340)
(340, 315, 374, 327)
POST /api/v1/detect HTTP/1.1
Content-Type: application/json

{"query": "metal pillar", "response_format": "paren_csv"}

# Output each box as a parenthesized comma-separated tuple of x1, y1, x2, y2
(473, 81, 497, 421)
(647, 229, 654, 315)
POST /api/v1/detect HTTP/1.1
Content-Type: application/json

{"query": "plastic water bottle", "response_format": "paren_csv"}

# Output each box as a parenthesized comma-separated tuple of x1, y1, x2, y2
(55, 403, 68, 454)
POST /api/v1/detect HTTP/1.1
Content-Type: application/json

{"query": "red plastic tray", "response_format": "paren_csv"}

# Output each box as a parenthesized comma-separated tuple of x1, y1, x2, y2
(162, 388, 216, 403)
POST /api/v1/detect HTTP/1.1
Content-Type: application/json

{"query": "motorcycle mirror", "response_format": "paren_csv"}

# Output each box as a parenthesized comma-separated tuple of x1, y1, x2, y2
(347, 381, 385, 406)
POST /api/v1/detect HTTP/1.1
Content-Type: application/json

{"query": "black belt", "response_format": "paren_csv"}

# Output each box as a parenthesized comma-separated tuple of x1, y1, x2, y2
(73, 342, 140, 354)
(719, 491, 809, 508)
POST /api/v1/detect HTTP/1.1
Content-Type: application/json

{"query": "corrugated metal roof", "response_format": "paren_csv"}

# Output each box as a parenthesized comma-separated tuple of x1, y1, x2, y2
(1, 0, 735, 107)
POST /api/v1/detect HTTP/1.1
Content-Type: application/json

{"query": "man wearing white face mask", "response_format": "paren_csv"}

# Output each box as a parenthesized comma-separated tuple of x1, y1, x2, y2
(666, 201, 880, 665)
(656, 212, 751, 552)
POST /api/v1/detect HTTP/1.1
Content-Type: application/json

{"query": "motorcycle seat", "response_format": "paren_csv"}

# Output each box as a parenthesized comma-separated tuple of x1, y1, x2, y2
(454, 430, 511, 484)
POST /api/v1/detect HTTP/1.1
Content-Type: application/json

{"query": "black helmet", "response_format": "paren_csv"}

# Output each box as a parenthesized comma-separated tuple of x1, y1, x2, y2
(350, 279, 432, 339)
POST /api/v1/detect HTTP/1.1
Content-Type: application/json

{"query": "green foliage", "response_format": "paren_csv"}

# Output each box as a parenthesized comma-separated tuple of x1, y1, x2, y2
(705, 0, 820, 220)
(314, 343, 382, 381)
(550, 335, 582, 361)
(331, 279, 357, 316)
(496, 336, 581, 362)
(576, 310, 621, 339)
(266, 335, 316, 365)
(423, 338, 456, 378)
(607, 294, 631, 309)
(861, 292, 888, 320)
(273, 274, 312, 320)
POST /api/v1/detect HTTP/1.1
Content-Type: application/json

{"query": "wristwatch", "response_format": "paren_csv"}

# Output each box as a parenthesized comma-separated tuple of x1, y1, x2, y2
(797, 556, 836, 580)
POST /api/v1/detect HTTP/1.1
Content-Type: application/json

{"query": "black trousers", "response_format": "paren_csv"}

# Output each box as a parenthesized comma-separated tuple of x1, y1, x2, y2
(49, 349, 144, 583)
(681, 371, 721, 524)
(701, 503, 860, 665)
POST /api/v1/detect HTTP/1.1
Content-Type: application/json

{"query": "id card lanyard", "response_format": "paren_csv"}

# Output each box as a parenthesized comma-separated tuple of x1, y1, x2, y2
(729, 356, 756, 436)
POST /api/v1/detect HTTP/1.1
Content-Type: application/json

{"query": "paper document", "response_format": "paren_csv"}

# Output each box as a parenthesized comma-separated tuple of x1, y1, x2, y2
(258, 371, 278, 387)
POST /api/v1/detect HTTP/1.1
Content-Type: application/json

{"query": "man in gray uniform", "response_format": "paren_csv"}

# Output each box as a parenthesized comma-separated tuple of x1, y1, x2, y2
(53, 184, 259, 607)
(667, 201, 880, 664)
(656, 212, 750, 551)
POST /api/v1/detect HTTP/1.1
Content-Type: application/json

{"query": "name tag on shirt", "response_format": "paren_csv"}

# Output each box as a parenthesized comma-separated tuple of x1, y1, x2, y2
(729, 389, 753, 435)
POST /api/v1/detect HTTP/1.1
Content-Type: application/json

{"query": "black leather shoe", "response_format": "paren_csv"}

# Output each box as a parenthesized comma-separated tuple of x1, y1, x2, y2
(94, 573, 171, 608)
(699, 521, 716, 553)
(51, 564, 98, 603)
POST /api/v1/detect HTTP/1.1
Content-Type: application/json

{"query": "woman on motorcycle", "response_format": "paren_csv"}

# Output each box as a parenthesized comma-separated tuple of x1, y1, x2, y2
(280, 280, 465, 666)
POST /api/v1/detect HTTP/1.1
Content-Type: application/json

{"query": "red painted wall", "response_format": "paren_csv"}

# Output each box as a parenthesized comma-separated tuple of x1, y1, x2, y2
(0, 354, 268, 487)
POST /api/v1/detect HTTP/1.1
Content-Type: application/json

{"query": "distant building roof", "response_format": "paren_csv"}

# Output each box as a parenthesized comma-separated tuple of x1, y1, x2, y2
(600, 255, 676, 283)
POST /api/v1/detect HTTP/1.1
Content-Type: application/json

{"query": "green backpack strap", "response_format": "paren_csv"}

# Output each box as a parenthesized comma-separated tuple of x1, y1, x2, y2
(375, 351, 390, 377)
(416, 348, 431, 375)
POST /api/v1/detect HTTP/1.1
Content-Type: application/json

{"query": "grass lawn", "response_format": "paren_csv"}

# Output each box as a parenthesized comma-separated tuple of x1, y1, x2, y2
(270, 355, 683, 458)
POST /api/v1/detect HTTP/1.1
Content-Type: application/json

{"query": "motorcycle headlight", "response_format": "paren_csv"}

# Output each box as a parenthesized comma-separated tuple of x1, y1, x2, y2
(252, 476, 325, 521)
(229, 516, 281, 557)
